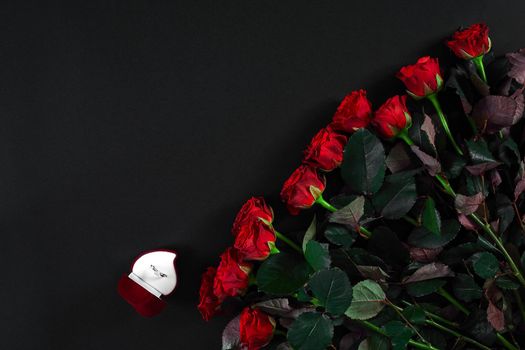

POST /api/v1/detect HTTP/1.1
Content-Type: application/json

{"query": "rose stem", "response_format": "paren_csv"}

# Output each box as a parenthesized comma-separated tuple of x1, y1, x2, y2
(401, 300, 458, 328)
(273, 230, 302, 253)
(273, 329, 287, 337)
(426, 93, 464, 156)
(248, 274, 257, 286)
(512, 201, 525, 233)
(434, 174, 525, 287)
(472, 55, 488, 83)
(315, 194, 338, 212)
(403, 215, 419, 226)
(496, 333, 519, 350)
(437, 287, 470, 315)
(387, 300, 430, 345)
(393, 302, 491, 350)
(400, 265, 517, 349)
(391, 139, 525, 288)
(397, 129, 414, 146)
(315, 194, 372, 238)
(513, 289, 525, 323)
(356, 320, 439, 350)
(425, 319, 491, 350)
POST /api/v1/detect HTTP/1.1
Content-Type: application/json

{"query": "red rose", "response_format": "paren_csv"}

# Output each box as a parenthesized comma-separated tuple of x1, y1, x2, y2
(446, 23, 491, 59)
(396, 56, 443, 98)
(213, 248, 253, 298)
(239, 307, 276, 350)
(197, 267, 221, 321)
(280, 165, 326, 215)
(373, 95, 412, 139)
(303, 127, 348, 172)
(232, 197, 274, 233)
(234, 218, 276, 261)
(330, 90, 373, 133)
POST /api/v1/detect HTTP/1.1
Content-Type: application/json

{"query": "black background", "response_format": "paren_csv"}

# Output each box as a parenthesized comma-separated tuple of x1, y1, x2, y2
(3, 1, 525, 349)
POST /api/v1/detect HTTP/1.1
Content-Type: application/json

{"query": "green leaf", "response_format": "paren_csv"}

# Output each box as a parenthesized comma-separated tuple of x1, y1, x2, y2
(495, 276, 520, 290)
(341, 129, 385, 195)
(345, 280, 386, 320)
(358, 334, 389, 350)
(422, 197, 441, 236)
(308, 268, 353, 315)
(496, 194, 514, 234)
(406, 279, 446, 297)
(383, 321, 414, 350)
(287, 312, 334, 350)
(452, 273, 482, 302)
(324, 224, 355, 248)
(369, 226, 409, 265)
(407, 219, 460, 248)
(521, 251, 525, 270)
(372, 172, 417, 219)
(466, 139, 497, 164)
(463, 309, 496, 344)
(471, 252, 499, 279)
(444, 154, 467, 179)
(402, 305, 426, 325)
(419, 329, 447, 350)
(466, 175, 489, 196)
(305, 241, 331, 271)
(257, 252, 312, 294)
(296, 287, 311, 302)
(302, 215, 317, 252)
(498, 138, 520, 166)
(440, 242, 483, 265)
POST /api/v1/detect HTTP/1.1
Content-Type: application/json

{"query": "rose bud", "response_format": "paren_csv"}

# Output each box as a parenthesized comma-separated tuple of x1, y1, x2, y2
(396, 56, 443, 99)
(373, 95, 412, 139)
(303, 127, 348, 172)
(239, 307, 276, 350)
(232, 197, 274, 231)
(234, 218, 277, 261)
(213, 248, 253, 298)
(330, 89, 373, 133)
(280, 164, 326, 215)
(197, 267, 221, 321)
(446, 23, 491, 60)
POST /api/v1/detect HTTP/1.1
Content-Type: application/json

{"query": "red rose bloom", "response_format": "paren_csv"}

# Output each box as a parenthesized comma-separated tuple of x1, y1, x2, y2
(330, 90, 373, 133)
(239, 307, 276, 350)
(303, 127, 348, 172)
(446, 23, 491, 59)
(234, 218, 276, 261)
(280, 165, 326, 215)
(396, 56, 443, 98)
(213, 248, 252, 298)
(373, 95, 412, 139)
(232, 197, 274, 233)
(232, 197, 276, 261)
(197, 267, 221, 321)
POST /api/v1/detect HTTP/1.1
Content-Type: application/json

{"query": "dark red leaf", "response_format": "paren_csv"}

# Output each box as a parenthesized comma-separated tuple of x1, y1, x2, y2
(409, 246, 443, 263)
(402, 262, 454, 283)
(455, 193, 484, 215)
(410, 145, 441, 176)
(506, 48, 525, 85)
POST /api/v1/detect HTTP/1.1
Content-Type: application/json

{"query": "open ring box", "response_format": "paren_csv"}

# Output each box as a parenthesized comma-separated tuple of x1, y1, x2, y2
(117, 250, 178, 317)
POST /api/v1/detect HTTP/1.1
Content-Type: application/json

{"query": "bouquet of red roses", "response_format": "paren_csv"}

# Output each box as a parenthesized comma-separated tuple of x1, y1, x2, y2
(198, 23, 525, 350)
